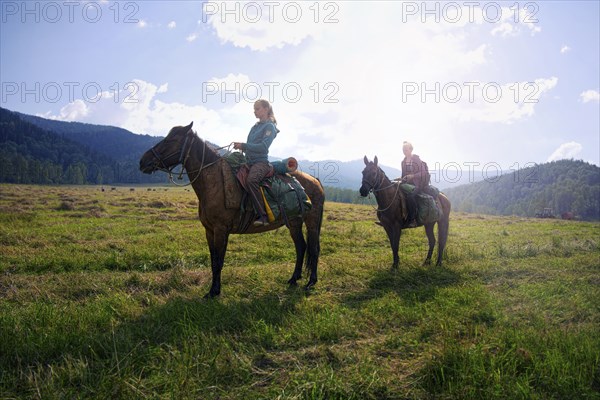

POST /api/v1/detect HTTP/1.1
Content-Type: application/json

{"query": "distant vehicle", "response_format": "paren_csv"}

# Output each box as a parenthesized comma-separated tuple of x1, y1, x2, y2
(535, 208, 555, 218)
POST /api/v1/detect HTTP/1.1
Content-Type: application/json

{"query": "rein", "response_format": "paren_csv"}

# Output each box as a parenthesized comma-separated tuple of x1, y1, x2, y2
(151, 130, 229, 187)
(363, 167, 403, 213)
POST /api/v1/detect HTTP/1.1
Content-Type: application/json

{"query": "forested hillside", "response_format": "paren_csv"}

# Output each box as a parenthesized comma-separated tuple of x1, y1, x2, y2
(0, 108, 166, 185)
(323, 186, 375, 205)
(16, 111, 160, 161)
(444, 159, 600, 220)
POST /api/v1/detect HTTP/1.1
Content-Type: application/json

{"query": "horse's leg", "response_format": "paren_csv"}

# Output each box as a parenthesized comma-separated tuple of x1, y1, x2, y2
(287, 220, 306, 286)
(436, 216, 449, 266)
(204, 228, 219, 298)
(383, 223, 401, 269)
(305, 225, 320, 290)
(204, 227, 230, 298)
(423, 223, 436, 266)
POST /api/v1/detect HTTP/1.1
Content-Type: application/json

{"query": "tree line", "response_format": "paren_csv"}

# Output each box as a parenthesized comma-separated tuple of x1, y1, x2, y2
(443, 159, 600, 221)
(0, 108, 167, 185)
(323, 186, 376, 205)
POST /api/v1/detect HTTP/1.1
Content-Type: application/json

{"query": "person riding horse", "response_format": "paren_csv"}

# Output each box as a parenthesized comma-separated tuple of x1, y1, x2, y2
(233, 99, 280, 227)
(397, 141, 430, 228)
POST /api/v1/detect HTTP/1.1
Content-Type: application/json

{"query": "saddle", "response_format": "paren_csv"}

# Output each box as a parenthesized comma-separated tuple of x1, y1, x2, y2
(221, 153, 312, 229)
(399, 183, 442, 226)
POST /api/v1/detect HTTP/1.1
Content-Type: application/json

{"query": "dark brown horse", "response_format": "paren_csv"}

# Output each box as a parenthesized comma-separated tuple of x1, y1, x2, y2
(139, 122, 325, 297)
(359, 156, 451, 268)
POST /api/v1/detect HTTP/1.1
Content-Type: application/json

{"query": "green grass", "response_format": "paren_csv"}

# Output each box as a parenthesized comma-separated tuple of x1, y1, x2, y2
(1, 184, 599, 399)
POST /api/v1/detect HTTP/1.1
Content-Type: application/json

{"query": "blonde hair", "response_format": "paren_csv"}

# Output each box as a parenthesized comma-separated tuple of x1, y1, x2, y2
(255, 99, 277, 124)
(402, 141, 413, 151)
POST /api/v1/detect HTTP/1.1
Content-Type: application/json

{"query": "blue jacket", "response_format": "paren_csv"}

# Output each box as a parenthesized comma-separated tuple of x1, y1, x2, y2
(243, 121, 279, 164)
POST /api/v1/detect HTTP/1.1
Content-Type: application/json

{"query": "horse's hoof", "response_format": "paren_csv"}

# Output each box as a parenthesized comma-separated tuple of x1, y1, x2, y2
(304, 281, 316, 292)
(204, 291, 219, 299)
(423, 259, 432, 266)
(287, 276, 301, 286)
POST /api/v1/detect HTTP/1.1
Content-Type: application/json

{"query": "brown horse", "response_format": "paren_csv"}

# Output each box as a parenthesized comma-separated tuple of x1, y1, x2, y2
(359, 156, 451, 268)
(139, 122, 325, 298)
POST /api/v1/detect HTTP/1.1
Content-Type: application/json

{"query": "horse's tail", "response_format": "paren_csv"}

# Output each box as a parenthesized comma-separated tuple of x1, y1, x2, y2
(316, 177, 325, 233)
(305, 177, 324, 275)
(437, 193, 451, 260)
(437, 192, 451, 213)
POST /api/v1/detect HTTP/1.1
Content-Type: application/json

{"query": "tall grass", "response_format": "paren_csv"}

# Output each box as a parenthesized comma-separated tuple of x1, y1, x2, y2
(1, 184, 599, 399)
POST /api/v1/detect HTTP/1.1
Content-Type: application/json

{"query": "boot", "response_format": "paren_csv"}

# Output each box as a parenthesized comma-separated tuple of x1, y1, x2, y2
(253, 215, 269, 227)
(406, 193, 418, 228)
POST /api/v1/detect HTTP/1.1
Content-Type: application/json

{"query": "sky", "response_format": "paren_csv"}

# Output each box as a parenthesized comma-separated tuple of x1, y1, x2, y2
(1, 0, 599, 177)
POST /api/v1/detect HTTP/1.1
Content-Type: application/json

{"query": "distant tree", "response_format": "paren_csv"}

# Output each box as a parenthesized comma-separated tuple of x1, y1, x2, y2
(445, 159, 600, 221)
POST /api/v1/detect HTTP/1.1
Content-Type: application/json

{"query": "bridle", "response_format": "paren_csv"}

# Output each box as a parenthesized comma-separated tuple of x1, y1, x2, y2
(362, 165, 398, 193)
(149, 129, 222, 187)
(362, 165, 403, 212)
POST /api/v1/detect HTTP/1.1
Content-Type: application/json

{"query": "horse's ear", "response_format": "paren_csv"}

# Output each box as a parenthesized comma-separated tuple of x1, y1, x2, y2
(364, 155, 369, 165)
(184, 121, 193, 131)
(374, 156, 378, 166)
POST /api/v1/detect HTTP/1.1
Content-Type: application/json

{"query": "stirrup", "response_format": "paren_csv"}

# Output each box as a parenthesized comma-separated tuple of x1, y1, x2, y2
(253, 217, 269, 227)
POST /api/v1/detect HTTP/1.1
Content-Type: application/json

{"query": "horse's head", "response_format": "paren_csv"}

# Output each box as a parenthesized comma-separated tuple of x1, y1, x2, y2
(359, 155, 381, 197)
(139, 122, 194, 174)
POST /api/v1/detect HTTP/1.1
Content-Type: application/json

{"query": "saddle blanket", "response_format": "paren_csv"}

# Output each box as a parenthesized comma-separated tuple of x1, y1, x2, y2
(221, 153, 312, 224)
(400, 183, 442, 225)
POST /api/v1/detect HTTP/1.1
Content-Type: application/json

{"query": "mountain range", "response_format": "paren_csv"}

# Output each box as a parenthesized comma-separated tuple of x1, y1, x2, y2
(1, 107, 598, 220)
(15, 111, 161, 162)
(1, 107, 405, 188)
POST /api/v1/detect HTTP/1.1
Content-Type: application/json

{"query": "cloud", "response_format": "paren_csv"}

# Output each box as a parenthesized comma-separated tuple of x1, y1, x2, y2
(547, 142, 583, 162)
(39, 99, 89, 121)
(456, 77, 558, 124)
(186, 33, 198, 42)
(490, 6, 541, 37)
(138, 20, 148, 28)
(516, 6, 542, 35)
(209, 73, 251, 88)
(37, 3, 559, 167)
(157, 83, 168, 94)
(242, 3, 499, 163)
(202, 1, 328, 51)
(560, 45, 570, 54)
(36, 79, 242, 147)
(491, 22, 516, 37)
(202, 73, 253, 102)
(168, 21, 176, 29)
(580, 89, 600, 103)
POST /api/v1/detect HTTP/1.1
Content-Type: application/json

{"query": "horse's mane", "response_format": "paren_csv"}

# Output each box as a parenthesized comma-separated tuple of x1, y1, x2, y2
(378, 165, 391, 181)
(367, 161, 391, 184)
(192, 131, 221, 159)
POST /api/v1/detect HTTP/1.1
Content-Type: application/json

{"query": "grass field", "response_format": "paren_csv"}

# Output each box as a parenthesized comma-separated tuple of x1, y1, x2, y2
(1, 184, 599, 399)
